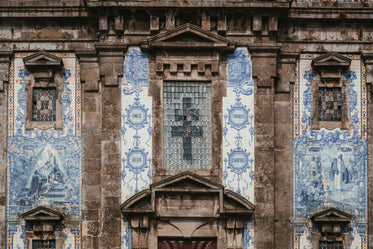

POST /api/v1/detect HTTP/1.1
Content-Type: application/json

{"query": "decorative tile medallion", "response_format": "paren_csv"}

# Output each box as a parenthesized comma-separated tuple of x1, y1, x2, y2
(6, 52, 82, 249)
(293, 54, 367, 249)
(121, 47, 152, 249)
(223, 47, 255, 249)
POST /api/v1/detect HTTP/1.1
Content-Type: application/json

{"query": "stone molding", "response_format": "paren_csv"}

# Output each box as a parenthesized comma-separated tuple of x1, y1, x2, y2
(310, 207, 352, 248)
(141, 23, 235, 52)
(22, 206, 64, 249)
(95, 42, 127, 87)
(121, 171, 255, 249)
(0, 50, 12, 92)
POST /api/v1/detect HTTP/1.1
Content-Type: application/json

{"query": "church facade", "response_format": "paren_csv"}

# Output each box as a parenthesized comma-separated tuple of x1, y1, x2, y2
(0, 0, 372, 249)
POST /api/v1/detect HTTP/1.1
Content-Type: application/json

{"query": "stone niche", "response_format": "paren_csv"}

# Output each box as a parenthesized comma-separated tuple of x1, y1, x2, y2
(23, 51, 64, 130)
(310, 207, 352, 248)
(22, 206, 64, 249)
(121, 172, 255, 249)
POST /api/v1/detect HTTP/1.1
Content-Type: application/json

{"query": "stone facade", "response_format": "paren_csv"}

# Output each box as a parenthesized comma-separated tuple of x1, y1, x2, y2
(1, 1, 373, 249)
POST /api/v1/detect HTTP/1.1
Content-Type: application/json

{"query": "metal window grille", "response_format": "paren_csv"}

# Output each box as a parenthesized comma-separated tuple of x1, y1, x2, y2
(32, 240, 56, 249)
(318, 87, 342, 121)
(32, 87, 57, 122)
(319, 241, 343, 249)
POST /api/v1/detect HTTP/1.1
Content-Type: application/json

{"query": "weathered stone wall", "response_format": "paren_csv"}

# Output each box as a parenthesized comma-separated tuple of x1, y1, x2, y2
(1, 1, 373, 248)
(0, 79, 7, 249)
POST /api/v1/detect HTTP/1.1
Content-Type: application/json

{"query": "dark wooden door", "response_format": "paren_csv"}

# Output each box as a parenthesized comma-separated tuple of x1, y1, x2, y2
(158, 238, 217, 249)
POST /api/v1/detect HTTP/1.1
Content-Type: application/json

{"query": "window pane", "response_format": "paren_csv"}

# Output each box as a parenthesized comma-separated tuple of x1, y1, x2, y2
(32, 87, 57, 122)
(163, 81, 211, 169)
(32, 240, 56, 249)
(319, 241, 343, 249)
(318, 87, 342, 122)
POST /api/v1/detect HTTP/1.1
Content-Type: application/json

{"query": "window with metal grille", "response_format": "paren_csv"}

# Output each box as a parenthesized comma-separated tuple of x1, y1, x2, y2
(32, 240, 56, 249)
(318, 87, 342, 122)
(319, 241, 343, 249)
(32, 87, 57, 122)
(163, 81, 211, 169)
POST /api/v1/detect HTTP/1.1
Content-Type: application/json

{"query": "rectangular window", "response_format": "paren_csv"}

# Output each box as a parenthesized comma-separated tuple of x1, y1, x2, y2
(32, 87, 57, 122)
(163, 81, 211, 169)
(318, 87, 342, 121)
(32, 240, 56, 249)
(319, 241, 343, 249)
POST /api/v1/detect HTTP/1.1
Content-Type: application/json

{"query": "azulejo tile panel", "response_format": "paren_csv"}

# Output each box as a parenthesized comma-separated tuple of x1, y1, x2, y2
(121, 47, 152, 249)
(293, 54, 367, 249)
(224, 47, 255, 249)
(6, 53, 82, 249)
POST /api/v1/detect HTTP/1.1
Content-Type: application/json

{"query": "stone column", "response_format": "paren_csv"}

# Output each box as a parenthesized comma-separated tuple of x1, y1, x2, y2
(363, 52, 373, 249)
(97, 43, 125, 249)
(274, 51, 297, 249)
(0, 51, 11, 249)
(250, 45, 278, 249)
(79, 50, 102, 249)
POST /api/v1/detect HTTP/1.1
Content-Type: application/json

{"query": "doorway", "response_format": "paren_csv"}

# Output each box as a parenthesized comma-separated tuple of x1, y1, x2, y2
(158, 238, 217, 249)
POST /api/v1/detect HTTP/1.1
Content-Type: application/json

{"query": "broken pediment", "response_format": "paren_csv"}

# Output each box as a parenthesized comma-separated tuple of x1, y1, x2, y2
(121, 171, 254, 218)
(23, 51, 63, 72)
(141, 23, 235, 51)
(223, 189, 255, 215)
(22, 206, 63, 222)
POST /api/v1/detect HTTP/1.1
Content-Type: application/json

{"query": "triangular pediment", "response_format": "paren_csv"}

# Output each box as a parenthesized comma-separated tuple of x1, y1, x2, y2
(151, 171, 223, 190)
(23, 51, 63, 71)
(223, 190, 255, 215)
(312, 52, 351, 70)
(22, 206, 63, 221)
(311, 207, 352, 223)
(141, 24, 235, 51)
(121, 172, 255, 218)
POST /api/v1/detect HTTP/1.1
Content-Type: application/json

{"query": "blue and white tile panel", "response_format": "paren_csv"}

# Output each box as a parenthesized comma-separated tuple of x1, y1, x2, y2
(223, 47, 255, 249)
(121, 47, 152, 249)
(6, 52, 82, 249)
(293, 54, 367, 249)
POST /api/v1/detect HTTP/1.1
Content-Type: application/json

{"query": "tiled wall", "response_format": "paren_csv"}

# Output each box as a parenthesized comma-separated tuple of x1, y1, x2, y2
(224, 48, 255, 249)
(120, 47, 256, 248)
(293, 54, 367, 248)
(121, 47, 152, 249)
(6, 53, 82, 249)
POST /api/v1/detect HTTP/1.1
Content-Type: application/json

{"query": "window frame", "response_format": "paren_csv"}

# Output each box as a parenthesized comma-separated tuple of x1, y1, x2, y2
(162, 80, 213, 170)
(150, 54, 224, 181)
(311, 52, 351, 130)
(25, 77, 63, 130)
(23, 51, 64, 130)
